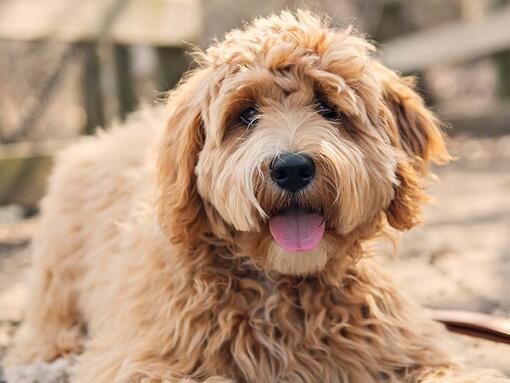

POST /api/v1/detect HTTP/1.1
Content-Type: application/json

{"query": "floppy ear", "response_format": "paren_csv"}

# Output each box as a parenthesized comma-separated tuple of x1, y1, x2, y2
(381, 73, 450, 230)
(157, 69, 209, 245)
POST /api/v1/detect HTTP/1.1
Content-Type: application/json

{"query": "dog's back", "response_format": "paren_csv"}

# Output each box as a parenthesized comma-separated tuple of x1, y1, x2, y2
(5, 108, 166, 366)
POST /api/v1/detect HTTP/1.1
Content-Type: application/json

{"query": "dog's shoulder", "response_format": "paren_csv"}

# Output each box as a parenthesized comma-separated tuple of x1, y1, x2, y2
(56, 106, 165, 168)
(41, 106, 166, 219)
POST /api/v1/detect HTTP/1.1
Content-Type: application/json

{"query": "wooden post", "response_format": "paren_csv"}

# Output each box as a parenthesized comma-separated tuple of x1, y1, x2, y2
(494, 50, 510, 99)
(374, 1, 412, 42)
(414, 72, 436, 107)
(114, 44, 137, 120)
(155, 46, 189, 92)
(80, 42, 105, 135)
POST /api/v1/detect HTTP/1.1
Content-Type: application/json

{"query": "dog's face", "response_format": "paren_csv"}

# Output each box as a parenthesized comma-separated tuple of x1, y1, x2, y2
(158, 11, 449, 276)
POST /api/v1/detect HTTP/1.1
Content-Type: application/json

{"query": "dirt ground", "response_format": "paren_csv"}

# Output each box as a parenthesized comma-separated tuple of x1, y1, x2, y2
(0, 135, 509, 381)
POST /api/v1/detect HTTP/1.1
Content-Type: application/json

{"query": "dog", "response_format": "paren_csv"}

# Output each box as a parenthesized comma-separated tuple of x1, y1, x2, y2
(4, 10, 508, 383)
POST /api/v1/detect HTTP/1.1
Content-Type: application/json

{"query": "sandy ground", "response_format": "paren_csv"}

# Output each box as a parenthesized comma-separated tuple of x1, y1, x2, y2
(0, 135, 509, 381)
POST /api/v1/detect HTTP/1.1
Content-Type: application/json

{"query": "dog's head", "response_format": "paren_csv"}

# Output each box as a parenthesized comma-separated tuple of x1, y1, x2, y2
(157, 11, 449, 276)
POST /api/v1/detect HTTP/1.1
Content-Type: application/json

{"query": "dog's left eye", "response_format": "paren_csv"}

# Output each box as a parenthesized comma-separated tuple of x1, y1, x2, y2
(239, 107, 259, 126)
(316, 100, 339, 121)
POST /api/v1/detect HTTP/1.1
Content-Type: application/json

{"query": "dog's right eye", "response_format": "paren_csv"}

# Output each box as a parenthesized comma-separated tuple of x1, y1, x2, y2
(239, 107, 259, 126)
(316, 100, 339, 121)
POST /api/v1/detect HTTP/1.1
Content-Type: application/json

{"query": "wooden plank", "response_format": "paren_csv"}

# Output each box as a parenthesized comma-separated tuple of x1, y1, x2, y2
(111, 0, 202, 45)
(381, 5, 510, 72)
(0, 140, 73, 207)
(0, 0, 201, 45)
(0, 0, 114, 42)
(0, 0, 67, 41)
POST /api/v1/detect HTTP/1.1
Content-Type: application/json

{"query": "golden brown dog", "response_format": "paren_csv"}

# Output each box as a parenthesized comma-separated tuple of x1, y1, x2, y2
(5, 10, 508, 383)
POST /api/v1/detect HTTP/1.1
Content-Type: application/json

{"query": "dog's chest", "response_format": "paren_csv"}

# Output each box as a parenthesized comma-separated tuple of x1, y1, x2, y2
(206, 282, 352, 382)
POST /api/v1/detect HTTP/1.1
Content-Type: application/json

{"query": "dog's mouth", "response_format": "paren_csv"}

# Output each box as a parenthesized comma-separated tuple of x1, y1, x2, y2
(268, 206, 325, 252)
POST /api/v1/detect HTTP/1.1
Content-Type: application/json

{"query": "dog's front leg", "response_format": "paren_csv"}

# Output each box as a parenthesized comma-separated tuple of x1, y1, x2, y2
(74, 365, 236, 383)
(73, 348, 236, 383)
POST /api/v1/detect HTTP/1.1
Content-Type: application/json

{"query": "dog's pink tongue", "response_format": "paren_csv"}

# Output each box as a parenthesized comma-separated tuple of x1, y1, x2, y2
(269, 209, 325, 252)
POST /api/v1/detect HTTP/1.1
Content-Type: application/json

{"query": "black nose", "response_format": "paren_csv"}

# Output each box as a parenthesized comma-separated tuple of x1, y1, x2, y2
(270, 153, 315, 193)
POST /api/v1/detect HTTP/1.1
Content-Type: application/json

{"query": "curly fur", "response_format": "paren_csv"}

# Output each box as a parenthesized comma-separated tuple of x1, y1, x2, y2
(4, 10, 507, 383)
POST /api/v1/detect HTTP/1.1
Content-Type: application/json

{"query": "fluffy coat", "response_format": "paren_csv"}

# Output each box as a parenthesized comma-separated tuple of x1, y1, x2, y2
(5, 10, 507, 383)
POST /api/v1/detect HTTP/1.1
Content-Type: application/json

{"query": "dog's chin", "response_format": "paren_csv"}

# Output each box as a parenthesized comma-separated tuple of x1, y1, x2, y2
(267, 240, 329, 275)
(266, 206, 329, 275)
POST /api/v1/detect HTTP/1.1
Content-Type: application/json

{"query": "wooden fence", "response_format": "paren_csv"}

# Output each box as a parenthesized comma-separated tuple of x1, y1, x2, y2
(0, 0, 201, 206)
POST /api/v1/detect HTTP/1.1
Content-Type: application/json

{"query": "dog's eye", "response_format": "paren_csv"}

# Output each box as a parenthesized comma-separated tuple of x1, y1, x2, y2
(239, 107, 259, 126)
(316, 100, 339, 121)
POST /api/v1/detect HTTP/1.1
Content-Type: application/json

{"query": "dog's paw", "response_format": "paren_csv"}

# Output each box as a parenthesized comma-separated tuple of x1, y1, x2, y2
(3, 358, 71, 383)
(140, 377, 234, 383)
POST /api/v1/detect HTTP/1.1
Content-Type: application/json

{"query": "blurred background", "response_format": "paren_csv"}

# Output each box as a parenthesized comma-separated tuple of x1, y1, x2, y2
(1, 0, 510, 207)
(0, 0, 509, 379)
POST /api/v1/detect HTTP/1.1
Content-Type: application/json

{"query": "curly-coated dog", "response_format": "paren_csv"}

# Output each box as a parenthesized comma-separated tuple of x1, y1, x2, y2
(5, 10, 507, 383)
